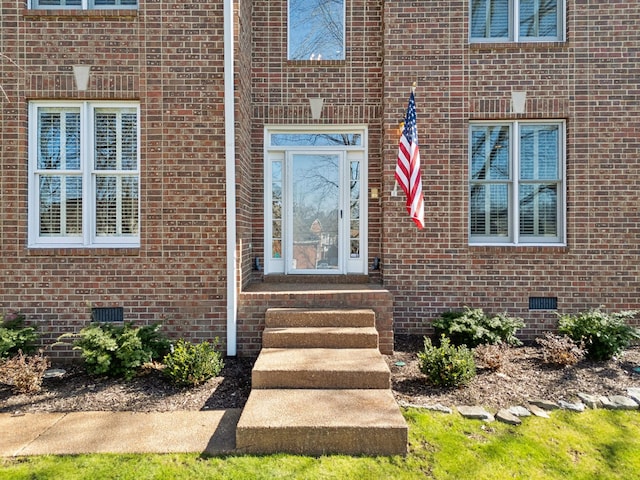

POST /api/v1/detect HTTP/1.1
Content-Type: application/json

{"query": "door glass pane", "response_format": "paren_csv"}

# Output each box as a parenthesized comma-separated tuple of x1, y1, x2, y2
(291, 154, 339, 271)
(349, 160, 360, 258)
(272, 161, 283, 259)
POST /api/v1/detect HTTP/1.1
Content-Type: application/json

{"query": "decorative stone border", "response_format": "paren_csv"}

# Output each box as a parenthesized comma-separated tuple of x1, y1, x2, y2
(400, 387, 640, 426)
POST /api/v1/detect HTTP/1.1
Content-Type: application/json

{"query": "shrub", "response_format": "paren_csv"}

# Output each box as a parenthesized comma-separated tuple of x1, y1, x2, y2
(0, 350, 50, 394)
(418, 335, 476, 387)
(163, 339, 225, 386)
(536, 332, 585, 367)
(66, 323, 170, 380)
(433, 307, 524, 348)
(557, 308, 640, 361)
(474, 343, 510, 371)
(0, 311, 39, 358)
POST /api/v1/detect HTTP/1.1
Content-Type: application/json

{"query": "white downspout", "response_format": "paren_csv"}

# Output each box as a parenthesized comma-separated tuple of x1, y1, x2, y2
(224, 0, 237, 356)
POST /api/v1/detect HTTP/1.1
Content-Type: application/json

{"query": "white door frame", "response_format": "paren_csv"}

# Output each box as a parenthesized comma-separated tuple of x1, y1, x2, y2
(263, 125, 368, 275)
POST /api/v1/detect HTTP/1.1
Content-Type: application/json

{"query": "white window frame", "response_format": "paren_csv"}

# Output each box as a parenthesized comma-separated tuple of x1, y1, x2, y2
(28, 101, 141, 249)
(29, 0, 137, 10)
(468, 120, 566, 246)
(469, 0, 566, 43)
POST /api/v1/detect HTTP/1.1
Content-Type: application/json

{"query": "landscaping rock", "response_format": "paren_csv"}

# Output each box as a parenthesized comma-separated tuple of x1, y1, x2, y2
(457, 406, 495, 422)
(508, 406, 531, 417)
(528, 399, 559, 411)
(558, 400, 585, 412)
(496, 409, 522, 425)
(600, 395, 639, 411)
(628, 388, 640, 405)
(577, 393, 600, 409)
(528, 405, 551, 418)
(424, 404, 453, 414)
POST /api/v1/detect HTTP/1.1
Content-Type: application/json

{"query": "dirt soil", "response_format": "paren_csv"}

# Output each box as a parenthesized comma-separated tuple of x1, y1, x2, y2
(1, 335, 639, 413)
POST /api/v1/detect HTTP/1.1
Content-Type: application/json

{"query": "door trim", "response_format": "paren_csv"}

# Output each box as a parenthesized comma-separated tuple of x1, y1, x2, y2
(263, 125, 368, 276)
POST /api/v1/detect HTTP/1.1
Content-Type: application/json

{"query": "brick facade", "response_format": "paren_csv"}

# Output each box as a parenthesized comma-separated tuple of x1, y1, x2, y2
(1, 1, 639, 358)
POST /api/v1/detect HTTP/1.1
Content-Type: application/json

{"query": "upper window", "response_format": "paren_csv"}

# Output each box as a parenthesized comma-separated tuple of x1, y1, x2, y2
(469, 121, 565, 245)
(29, 102, 140, 248)
(30, 0, 136, 10)
(288, 0, 345, 60)
(470, 0, 564, 42)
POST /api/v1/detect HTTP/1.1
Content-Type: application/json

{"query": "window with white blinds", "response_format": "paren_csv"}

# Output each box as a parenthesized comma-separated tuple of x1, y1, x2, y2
(29, 102, 140, 248)
(469, 121, 565, 245)
(470, 0, 564, 42)
(30, 0, 136, 10)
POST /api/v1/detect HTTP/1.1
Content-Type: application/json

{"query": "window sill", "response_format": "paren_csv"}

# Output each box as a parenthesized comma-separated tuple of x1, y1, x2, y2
(469, 41, 567, 52)
(22, 8, 137, 19)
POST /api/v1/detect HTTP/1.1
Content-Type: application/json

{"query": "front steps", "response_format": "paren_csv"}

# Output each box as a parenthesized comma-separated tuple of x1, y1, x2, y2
(236, 308, 407, 456)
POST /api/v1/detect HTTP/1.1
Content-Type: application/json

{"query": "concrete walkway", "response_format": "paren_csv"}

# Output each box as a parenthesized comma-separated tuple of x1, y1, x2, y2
(0, 410, 241, 457)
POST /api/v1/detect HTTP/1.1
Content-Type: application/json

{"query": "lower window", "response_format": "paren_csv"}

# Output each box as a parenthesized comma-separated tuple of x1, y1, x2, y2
(469, 120, 565, 245)
(28, 101, 140, 248)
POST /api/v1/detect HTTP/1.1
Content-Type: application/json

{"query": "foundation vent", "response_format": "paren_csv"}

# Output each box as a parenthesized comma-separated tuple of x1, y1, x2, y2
(91, 307, 124, 323)
(528, 297, 558, 310)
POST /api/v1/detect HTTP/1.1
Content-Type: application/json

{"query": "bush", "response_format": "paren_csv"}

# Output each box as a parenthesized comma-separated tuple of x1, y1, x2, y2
(474, 343, 510, 371)
(163, 339, 224, 386)
(0, 311, 39, 358)
(0, 351, 50, 394)
(433, 307, 524, 348)
(418, 335, 476, 387)
(536, 332, 585, 367)
(66, 323, 171, 380)
(557, 308, 640, 361)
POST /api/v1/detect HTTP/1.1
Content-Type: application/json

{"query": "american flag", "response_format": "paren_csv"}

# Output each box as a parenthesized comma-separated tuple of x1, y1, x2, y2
(395, 90, 424, 229)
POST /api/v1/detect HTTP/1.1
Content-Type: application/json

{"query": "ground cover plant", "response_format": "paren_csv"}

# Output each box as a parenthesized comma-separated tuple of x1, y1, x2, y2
(2, 409, 639, 479)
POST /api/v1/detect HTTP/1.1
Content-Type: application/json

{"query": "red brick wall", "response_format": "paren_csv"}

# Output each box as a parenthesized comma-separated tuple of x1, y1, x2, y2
(383, 0, 640, 339)
(0, 4, 232, 358)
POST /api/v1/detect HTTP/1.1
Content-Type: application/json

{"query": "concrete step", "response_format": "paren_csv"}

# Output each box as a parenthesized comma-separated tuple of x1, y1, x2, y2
(265, 308, 375, 328)
(252, 348, 390, 389)
(262, 326, 379, 349)
(236, 389, 408, 456)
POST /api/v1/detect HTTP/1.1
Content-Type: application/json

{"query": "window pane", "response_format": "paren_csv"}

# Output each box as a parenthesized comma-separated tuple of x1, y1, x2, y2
(520, 125, 559, 180)
(471, 125, 510, 180)
(95, 113, 117, 170)
(95, 175, 139, 237)
(471, 0, 509, 39)
(271, 133, 361, 147)
(121, 176, 139, 235)
(96, 176, 117, 235)
(38, 111, 80, 170)
(520, 0, 557, 38)
(289, 0, 344, 60)
(39, 175, 82, 235)
(121, 113, 138, 170)
(519, 184, 557, 236)
(36, 0, 81, 6)
(470, 184, 509, 236)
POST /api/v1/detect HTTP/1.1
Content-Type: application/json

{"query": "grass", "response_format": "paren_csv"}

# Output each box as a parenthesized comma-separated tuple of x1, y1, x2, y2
(1, 409, 639, 480)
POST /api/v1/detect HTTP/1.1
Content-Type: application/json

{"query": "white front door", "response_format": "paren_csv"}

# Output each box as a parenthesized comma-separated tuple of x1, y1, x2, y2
(264, 127, 367, 275)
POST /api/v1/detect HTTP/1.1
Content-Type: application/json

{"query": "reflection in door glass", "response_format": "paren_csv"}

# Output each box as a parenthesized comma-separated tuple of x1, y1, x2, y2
(271, 161, 283, 258)
(350, 161, 360, 258)
(291, 154, 339, 271)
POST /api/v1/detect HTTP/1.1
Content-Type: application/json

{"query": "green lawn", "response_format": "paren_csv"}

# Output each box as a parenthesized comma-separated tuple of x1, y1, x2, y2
(2, 409, 639, 480)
